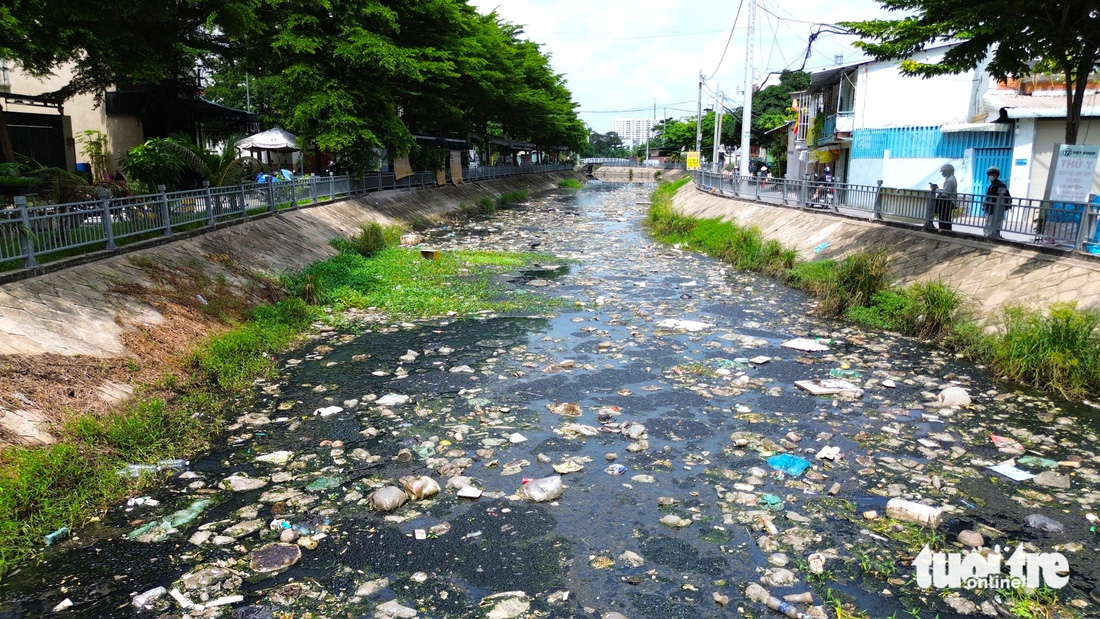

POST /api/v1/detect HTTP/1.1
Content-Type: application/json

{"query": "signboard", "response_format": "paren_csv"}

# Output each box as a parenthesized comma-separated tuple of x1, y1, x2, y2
(1045, 144, 1100, 203)
(685, 151, 700, 171)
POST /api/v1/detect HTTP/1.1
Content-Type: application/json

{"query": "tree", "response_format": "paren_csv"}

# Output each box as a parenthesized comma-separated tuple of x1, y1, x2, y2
(0, 0, 260, 162)
(841, 0, 1100, 144)
(582, 131, 628, 158)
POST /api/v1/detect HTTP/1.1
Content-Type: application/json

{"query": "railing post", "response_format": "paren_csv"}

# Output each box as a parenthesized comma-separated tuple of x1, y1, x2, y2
(312, 178, 319, 204)
(1074, 202, 1094, 251)
(289, 179, 297, 210)
(755, 175, 761, 200)
(329, 176, 335, 201)
(101, 195, 117, 249)
(257, 181, 269, 217)
(157, 185, 173, 235)
(203, 181, 215, 225)
(14, 196, 38, 268)
(923, 187, 937, 230)
(800, 177, 808, 208)
(239, 184, 248, 218)
(872, 180, 884, 220)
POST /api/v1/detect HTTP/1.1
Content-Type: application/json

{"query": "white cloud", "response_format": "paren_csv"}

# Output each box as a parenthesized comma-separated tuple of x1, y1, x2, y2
(471, 0, 894, 132)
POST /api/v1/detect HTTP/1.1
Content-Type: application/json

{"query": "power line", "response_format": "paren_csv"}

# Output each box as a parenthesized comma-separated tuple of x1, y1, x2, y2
(704, 0, 746, 81)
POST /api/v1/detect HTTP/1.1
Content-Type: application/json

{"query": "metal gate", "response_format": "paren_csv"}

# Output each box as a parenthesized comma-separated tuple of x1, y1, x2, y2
(971, 147, 1013, 195)
(7, 111, 67, 169)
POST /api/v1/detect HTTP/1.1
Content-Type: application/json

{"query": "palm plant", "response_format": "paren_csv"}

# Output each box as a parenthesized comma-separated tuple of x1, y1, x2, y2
(19, 157, 128, 203)
(166, 133, 265, 187)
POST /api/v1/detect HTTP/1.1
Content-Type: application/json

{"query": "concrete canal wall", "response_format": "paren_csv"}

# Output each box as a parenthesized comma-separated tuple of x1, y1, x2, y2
(0, 172, 574, 359)
(672, 183, 1100, 317)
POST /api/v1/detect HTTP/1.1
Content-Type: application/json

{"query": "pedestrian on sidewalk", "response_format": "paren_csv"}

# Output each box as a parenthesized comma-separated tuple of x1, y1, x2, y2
(934, 164, 957, 230)
(983, 166, 1011, 237)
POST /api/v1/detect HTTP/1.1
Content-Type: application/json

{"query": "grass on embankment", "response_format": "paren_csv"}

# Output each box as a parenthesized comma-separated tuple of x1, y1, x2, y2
(645, 178, 1100, 401)
(558, 178, 583, 189)
(0, 220, 555, 577)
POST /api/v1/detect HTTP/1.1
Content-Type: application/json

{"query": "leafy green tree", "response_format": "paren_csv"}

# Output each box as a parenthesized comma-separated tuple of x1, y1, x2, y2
(841, 0, 1100, 144)
(119, 138, 188, 192)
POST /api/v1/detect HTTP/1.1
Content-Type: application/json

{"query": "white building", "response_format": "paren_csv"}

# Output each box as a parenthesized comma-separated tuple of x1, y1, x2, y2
(611, 118, 654, 148)
(790, 43, 1100, 199)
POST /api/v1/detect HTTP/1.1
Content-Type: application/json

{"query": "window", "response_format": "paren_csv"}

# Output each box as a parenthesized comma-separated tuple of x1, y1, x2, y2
(105, 90, 143, 116)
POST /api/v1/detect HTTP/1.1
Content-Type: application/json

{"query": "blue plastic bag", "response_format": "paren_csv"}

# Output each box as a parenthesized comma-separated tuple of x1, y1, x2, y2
(767, 453, 812, 477)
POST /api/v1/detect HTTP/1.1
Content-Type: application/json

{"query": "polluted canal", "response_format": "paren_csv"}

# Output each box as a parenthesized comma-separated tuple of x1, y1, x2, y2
(3, 181, 1099, 619)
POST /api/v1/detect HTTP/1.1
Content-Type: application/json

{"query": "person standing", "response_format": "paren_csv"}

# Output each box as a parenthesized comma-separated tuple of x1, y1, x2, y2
(934, 164, 957, 230)
(983, 166, 1010, 237)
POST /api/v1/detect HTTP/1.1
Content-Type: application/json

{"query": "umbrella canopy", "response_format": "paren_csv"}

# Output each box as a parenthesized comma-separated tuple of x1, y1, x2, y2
(238, 127, 300, 153)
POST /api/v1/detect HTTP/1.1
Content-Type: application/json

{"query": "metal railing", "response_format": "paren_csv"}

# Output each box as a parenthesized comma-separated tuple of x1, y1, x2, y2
(0, 163, 574, 270)
(693, 170, 1100, 256)
(583, 159, 688, 170)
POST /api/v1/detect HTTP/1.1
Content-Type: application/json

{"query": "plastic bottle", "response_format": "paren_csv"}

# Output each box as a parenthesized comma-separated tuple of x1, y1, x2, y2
(43, 527, 70, 546)
(745, 583, 804, 618)
(814, 337, 834, 345)
(886, 498, 943, 528)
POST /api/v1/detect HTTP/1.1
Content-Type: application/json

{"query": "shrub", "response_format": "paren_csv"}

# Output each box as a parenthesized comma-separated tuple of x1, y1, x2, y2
(904, 281, 965, 339)
(818, 248, 893, 317)
(350, 222, 399, 258)
(847, 289, 913, 330)
(497, 190, 529, 206)
(477, 197, 496, 214)
(989, 302, 1100, 399)
(559, 178, 583, 189)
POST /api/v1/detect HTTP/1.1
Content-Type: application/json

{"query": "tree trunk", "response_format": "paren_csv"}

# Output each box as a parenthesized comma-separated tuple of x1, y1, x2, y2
(1064, 51, 1097, 145)
(0, 105, 15, 164)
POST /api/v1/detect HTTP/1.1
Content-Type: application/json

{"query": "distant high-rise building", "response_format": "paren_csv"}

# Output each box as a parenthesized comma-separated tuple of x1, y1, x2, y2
(611, 118, 654, 148)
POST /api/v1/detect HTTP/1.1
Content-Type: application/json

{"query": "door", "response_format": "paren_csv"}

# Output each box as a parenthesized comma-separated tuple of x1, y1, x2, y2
(971, 147, 1013, 195)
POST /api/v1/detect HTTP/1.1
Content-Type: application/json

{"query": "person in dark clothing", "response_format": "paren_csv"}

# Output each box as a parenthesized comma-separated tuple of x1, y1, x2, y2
(934, 163, 957, 230)
(983, 166, 1010, 237)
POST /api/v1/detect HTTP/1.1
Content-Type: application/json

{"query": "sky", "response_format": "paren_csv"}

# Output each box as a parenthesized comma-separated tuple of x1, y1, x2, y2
(469, 0, 897, 133)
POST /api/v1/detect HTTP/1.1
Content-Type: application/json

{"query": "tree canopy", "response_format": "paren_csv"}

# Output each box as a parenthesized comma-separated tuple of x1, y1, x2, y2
(841, 0, 1100, 144)
(0, 0, 585, 168)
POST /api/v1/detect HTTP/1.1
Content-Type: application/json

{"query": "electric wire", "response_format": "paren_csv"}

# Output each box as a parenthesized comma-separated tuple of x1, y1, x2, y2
(704, 0, 746, 81)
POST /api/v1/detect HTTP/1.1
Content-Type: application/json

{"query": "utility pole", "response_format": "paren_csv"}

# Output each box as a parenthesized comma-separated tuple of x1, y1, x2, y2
(695, 71, 704, 161)
(715, 92, 725, 170)
(738, 0, 756, 177)
(712, 84, 721, 171)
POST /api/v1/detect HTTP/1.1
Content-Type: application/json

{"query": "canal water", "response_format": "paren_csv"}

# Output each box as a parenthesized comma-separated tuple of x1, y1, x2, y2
(1, 182, 1097, 618)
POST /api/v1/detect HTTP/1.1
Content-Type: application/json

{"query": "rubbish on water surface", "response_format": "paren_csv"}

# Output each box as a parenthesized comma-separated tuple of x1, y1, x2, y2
(400, 233, 422, 246)
(1017, 456, 1058, 470)
(43, 527, 70, 546)
(988, 460, 1035, 482)
(655, 318, 714, 332)
(402, 476, 441, 500)
(117, 459, 188, 477)
(231, 606, 276, 619)
(815, 446, 841, 461)
(758, 494, 784, 511)
(807, 553, 826, 574)
(605, 464, 627, 475)
(372, 486, 409, 511)
(829, 368, 861, 379)
(519, 476, 563, 502)
(768, 454, 811, 477)
(885, 498, 942, 528)
(1023, 513, 1065, 533)
(249, 542, 302, 573)
(781, 338, 830, 352)
(127, 498, 213, 543)
(990, 434, 1024, 450)
(745, 583, 803, 618)
(376, 394, 411, 407)
(794, 378, 861, 396)
(132, 587, 167, 610)
(936, 387, 971, 407)
(314, 405, 343, 417)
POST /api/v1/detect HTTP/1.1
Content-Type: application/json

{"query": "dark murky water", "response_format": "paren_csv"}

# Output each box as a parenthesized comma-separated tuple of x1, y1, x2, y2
(2, 183, 1098, 618)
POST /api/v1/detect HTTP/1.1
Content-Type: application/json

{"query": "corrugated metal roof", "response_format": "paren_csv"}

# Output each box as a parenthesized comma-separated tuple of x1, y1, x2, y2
(982, 90, 1100, 120)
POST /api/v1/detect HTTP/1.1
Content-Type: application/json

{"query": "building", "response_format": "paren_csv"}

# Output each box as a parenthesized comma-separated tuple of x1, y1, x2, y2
(788, 44, 1100, 200)
(2, 60, 256, 177)
(611, 118, 654, 148)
